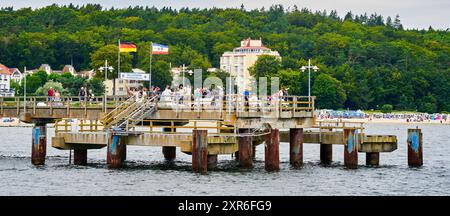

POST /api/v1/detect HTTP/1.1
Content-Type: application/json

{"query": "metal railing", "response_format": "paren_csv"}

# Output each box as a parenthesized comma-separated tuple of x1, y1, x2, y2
(54, 118, 104, 134)
(157, 94, 315, 117)
(54, 118, 235, 135)
(0, 95, 129, 115)
(0, 95, 315, 118)
(124, 119, 235, 135)
(316, 119, 365, 144)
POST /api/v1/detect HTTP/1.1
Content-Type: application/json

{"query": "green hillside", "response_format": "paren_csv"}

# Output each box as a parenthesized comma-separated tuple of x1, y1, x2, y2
(0, 4, 449, 112)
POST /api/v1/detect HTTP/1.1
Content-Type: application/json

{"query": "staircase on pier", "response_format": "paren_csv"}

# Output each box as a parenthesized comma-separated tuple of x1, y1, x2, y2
(102, 96, 158, 134)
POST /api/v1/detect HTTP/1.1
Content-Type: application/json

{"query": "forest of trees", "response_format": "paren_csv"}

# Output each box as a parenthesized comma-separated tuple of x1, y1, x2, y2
(0, 4, 449, 113)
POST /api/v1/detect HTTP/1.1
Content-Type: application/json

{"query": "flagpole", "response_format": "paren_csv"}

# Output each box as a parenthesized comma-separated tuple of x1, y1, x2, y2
(23, 66, 26, 113)
(149, 42, 153, 91)
(116, 39, 120, 96)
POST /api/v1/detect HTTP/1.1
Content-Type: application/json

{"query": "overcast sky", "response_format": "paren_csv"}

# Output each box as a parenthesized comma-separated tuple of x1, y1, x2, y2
(1, 0, 449, 30)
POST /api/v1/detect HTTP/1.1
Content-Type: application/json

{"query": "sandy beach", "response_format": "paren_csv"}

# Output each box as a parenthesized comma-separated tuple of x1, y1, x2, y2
(317, 118, 450, 125)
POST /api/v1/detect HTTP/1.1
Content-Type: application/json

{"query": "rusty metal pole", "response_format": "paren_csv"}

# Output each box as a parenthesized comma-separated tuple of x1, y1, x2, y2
(265, 129, 280, 171)
(289, 128, 303, 168)
(107, 134, 125, 168)
(207, 155, 218, 170)
(407, 128, 423, 167)
(192, 130, 208, 175)
(73, 149, 87, 165)
(320, 144, 332, 164)
(344, 128, 358, 169)
(238, 128, 253, 169)
(162, 128, 176, 160)
(366, 152, 379, 166)
(31, 125, 46, 165)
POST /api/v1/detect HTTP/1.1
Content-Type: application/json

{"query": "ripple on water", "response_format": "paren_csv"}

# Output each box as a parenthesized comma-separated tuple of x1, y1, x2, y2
(1, 124, 450, 195)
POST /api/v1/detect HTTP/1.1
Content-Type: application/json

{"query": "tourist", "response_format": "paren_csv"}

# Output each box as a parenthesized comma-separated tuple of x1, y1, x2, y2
(243, 89, 250, 111)
(54, 90, 61, 106)
(87, 89, 94, 102)
(79, 87, 87, 106)
(47, 87, 54, 103)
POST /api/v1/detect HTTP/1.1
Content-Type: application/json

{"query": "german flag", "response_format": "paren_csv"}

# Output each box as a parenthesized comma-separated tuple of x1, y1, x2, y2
(119, 42, 137, 52)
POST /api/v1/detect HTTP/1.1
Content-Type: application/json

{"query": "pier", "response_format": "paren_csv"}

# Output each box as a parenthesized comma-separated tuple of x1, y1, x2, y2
(0, 94, 419, 174)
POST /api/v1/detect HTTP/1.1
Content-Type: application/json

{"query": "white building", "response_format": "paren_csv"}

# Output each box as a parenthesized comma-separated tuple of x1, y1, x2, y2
(0, 63, 21, 96)
(220, 38, 281, 93)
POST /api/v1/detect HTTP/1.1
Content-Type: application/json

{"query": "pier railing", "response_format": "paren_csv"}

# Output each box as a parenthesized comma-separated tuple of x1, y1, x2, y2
(54, 119, 104, 134)
(1, 95, 315, 119)
(0, 95, 129, 114)
(54, 118, 235, 135)
(158, 95, 315, 117)
(316, 120, 365, 144)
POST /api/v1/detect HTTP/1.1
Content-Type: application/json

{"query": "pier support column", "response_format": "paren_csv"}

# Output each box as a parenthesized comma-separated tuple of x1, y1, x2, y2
(289, 128, 303, 168)
(320, 144, 332, 164)
(238, 129, 253, 169)
(162, 128, 176, 161)
(107, 134, 126, 168)
(31, 125, 47, 165)
(366, 152, 379, 166)
(74, 149, 87, 165)
(407, 129, 423, 167)
(207, 155, 218, 170)
(265, 129, 280, 171)
(344, 129, 358, 169)
(252, 144, 256, 160)
(121, 143, 127, 162)
(192, 130, 208, 175)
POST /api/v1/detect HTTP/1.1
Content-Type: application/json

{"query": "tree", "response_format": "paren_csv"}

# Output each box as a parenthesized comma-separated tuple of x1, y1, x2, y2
(386, 16, 393, 28)
(151, 60, 172, 88)
(381, 104, 393, 113)
(91, 44, 132, 80)
(344, 11, 353, 21)
(393, 14, 403, 30)
(35, 81, 65, 96)
(312, 73, 346, 109)
(18, 71, 48, 95)
(87, 77, 105, 96)
(249, 55, 282, 80)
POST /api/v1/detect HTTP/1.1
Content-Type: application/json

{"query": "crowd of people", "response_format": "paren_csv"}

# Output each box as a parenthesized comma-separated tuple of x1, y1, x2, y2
(45, 86, 95, 106)
(123, 84, 293, 110)
(317, 109, 450, 124)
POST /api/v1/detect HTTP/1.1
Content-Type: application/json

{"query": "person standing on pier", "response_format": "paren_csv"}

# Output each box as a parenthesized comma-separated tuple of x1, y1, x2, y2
(47, 87, 54, 104)
(79, 87, 87, 107)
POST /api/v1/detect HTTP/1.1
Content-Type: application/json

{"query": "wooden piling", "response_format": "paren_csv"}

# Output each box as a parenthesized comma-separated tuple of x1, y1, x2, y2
(192, 130, 208, 175)
(121, 142, 127, 162)
(265, 129, 280, 171)
(289, 128, 303, 168)
(407, 129, 423, 167)
(107, 134, 126, 168)
(366, 152, 379, 166)
(238, 128, 253, 169)
(73, 149, 87, 165)
(163, 128, 176, 160)
(320, 144, 332, 164)
(207, 155, 218, 170)
(31, 125, 46, 165)
(344, 129, 358, 169)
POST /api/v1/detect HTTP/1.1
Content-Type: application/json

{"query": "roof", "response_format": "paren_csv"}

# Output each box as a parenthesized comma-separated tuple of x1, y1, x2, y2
(0, 63, 12, 75)
(62, 65, 76, 73)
